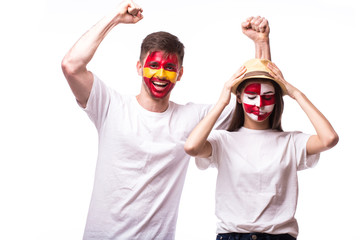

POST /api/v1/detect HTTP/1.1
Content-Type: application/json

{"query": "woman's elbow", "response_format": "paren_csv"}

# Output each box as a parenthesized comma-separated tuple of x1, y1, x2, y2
(184, 143, 199, 157)
(324, 132, 339, 149)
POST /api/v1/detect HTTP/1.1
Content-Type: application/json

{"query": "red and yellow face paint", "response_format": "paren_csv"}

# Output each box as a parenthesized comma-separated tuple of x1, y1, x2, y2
(142, 51, 180, 99)
(242, 82, 276, 122)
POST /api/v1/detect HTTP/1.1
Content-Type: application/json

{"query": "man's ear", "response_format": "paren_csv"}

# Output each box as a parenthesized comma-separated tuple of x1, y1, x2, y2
(176, 66, 184, 82)
(136, 61, 142, 76)
(236, 92, 242, 104)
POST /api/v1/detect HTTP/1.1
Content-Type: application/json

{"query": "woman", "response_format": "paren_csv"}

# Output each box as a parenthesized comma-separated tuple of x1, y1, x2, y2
(184, 59, 338, 240)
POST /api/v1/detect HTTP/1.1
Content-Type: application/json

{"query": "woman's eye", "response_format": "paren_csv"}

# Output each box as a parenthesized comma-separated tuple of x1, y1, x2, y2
(247, 96, 257, 100)
(263, 95, 274, 100)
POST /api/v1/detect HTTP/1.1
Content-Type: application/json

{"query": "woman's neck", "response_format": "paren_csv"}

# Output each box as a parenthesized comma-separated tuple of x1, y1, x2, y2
(243, 117, 271, 130)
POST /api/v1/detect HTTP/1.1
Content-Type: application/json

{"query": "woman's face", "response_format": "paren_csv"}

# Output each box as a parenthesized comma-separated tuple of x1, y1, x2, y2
(239, 81, 276, 122)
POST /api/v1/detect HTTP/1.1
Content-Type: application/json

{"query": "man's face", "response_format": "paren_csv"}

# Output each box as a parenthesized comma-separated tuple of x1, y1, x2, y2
(142, 51, 180, 99)
(241, 82, 275, 122)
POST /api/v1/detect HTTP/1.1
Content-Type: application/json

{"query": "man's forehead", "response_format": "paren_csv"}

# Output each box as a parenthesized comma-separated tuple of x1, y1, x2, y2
(146, 51, 178, 63)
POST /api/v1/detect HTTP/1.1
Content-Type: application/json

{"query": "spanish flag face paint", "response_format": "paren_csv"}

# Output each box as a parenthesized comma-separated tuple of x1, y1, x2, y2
(242, 82, 276, 122)
(142, 51, 179, 99)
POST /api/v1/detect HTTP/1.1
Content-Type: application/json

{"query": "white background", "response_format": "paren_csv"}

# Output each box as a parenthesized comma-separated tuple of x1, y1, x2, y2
(0, 0, 359, 239)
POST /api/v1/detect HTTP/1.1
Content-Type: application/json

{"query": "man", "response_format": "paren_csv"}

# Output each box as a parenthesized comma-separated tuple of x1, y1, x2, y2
(61, 0, 271, 239)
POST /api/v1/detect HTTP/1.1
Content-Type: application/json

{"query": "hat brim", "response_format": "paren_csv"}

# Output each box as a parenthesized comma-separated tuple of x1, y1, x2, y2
(231, 71, 288, 96)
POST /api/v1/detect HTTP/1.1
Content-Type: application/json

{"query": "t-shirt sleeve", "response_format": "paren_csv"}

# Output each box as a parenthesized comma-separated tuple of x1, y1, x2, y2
(195, 131, 221, 170)
(292, 132, 320, 171)
(82, 74, 111, 130)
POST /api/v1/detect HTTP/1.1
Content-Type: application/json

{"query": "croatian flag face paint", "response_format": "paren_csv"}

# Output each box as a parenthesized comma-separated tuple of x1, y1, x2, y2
(242, 82, 275, 122)
(142, 51, 179, 99)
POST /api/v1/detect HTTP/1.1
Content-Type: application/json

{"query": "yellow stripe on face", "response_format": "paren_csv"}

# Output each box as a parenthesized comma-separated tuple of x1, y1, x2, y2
(143, 67, 178, 83)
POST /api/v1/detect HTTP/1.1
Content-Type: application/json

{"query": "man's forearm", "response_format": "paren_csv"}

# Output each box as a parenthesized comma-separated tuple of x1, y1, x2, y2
(61, 0, 143, 107)
(62, 1, 143, 74)
(62, 12, 121, 74)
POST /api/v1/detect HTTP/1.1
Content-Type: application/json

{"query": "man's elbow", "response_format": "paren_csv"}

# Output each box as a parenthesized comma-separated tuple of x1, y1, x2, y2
(61, 55, 82, 77)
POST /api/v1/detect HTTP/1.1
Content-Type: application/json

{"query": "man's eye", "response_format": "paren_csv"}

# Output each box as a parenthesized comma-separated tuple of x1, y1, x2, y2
(165, 65, 176, 71)
(149, 64, 159, 68)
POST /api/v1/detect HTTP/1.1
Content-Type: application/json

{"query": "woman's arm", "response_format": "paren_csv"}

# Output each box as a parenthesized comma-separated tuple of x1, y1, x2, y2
(268, 62, 339, 155)
(184, 66, 246, 158)
(242, 16, 271, 60)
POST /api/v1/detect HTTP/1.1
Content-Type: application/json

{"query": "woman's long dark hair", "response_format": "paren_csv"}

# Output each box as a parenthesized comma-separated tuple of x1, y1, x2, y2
(227, 78, 284, 132)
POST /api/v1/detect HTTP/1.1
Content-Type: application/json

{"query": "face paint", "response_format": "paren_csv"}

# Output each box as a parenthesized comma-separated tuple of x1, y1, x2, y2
(142, 51, 179, 99)
(242, 82, 275, 122)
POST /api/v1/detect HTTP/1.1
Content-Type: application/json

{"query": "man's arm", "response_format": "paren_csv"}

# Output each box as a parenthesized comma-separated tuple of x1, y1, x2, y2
(242, 16, 271, 60)
(61, 0, 143, 108)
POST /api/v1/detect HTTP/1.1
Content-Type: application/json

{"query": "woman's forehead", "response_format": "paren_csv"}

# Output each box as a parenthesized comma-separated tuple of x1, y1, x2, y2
(243, 80, 275, 94)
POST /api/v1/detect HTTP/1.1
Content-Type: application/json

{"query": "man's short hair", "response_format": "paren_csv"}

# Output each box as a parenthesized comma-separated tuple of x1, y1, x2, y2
(140, 31, 185, 67)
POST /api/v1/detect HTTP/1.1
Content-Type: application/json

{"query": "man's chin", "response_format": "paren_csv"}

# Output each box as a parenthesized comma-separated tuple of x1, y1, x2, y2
(150, 91, 171, 99)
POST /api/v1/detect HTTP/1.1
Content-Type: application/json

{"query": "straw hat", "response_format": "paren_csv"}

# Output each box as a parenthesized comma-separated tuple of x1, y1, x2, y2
(231, 58, 288, 95)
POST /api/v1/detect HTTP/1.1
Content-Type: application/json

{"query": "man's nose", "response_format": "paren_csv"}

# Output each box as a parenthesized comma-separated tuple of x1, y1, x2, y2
(153, 68, 177, 83)
(155, 68, 167, 79)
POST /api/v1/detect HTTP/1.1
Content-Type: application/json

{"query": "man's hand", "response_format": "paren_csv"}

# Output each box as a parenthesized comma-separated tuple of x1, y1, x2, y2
(114, 0, 143, 24)
(242, 16, 270, 43)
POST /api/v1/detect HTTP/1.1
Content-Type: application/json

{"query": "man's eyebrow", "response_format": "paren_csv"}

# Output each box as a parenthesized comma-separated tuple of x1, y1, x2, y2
(147, 61, 159, 66)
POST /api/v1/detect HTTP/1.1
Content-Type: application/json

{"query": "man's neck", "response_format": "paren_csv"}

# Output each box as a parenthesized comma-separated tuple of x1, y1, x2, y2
(136, 92, 170, 113)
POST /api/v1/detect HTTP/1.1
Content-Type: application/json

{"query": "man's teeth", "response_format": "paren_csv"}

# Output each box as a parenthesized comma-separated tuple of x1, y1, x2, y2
(153, 81, 168, 86)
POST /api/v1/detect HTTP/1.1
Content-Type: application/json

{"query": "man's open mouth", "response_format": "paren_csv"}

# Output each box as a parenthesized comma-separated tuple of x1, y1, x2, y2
(152, 80, 169, 87)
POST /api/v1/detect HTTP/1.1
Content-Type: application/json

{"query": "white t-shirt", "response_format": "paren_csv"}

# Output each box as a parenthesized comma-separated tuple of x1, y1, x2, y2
(196, 127, 320, 238)
(81, 75, 233, 240)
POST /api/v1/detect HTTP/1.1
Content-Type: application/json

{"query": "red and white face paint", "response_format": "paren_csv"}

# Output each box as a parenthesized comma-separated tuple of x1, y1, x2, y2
(142, 51, 179, 99)
(242, 82, 275, 122)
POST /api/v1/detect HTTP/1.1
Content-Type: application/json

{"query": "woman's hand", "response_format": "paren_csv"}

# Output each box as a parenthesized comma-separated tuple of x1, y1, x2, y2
(267, 62, 298, 99)
(217, 66, 246, 107)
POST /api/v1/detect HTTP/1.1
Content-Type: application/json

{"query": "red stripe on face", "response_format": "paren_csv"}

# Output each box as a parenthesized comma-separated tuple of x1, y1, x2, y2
(244, 83, 261, 95)
(260, 95, 275, 107)
(144, 51, 179, 73)
(258, 112, 272, 121)
(143, 77, 175, 99)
